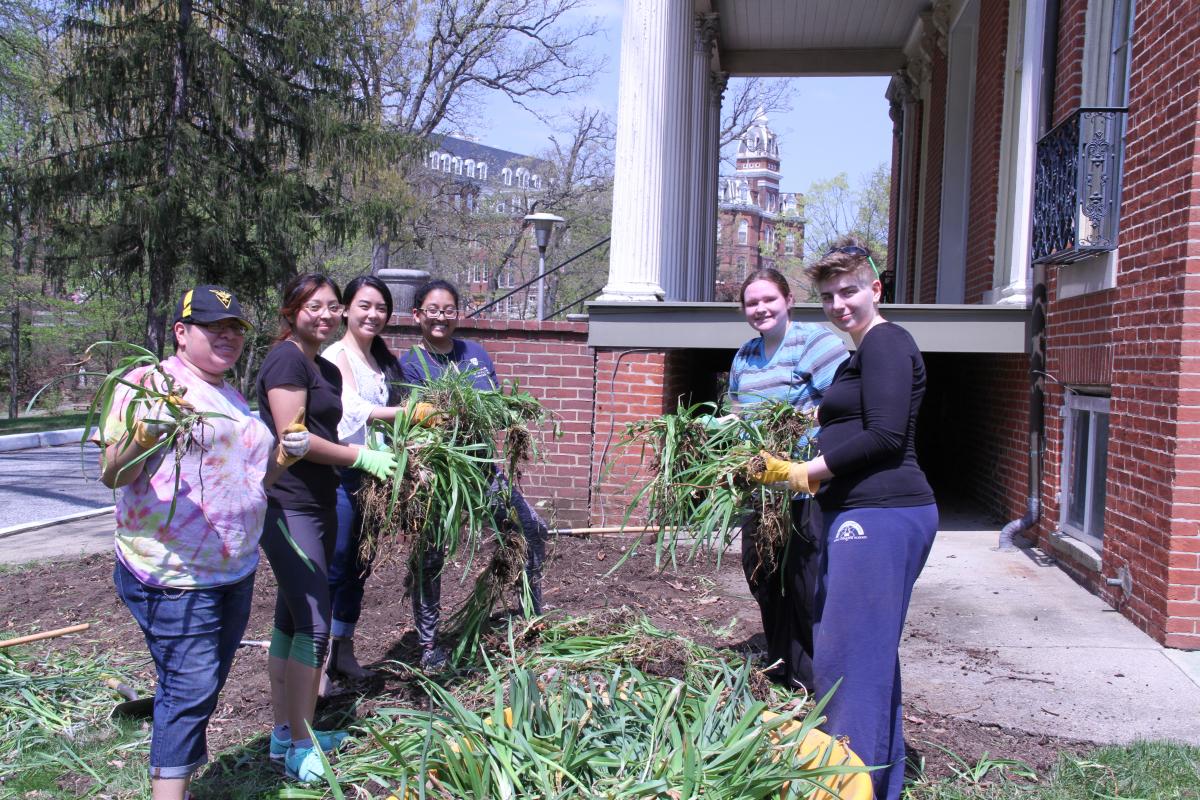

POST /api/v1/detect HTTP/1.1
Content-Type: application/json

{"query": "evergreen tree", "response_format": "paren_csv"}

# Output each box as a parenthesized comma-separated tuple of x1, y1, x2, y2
(42, 0, 415, 353)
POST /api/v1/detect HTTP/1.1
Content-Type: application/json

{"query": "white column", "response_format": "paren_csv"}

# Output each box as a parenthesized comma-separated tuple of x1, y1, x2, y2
(600, 0, 691, 302)
(987, 0, 1046, 305)
(683, 15, 718, 302)
(700, 72, 727, 302)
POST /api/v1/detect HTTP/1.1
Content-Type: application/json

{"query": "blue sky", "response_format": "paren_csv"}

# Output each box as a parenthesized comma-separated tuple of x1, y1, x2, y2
(468, 3, 894, 196)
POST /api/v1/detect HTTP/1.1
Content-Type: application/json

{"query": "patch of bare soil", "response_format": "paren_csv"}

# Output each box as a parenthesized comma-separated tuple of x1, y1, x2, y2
(0, 534, 1095, 795)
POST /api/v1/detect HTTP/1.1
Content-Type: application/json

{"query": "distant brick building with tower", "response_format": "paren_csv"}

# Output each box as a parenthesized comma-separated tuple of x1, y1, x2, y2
(715, 112, 804, 300)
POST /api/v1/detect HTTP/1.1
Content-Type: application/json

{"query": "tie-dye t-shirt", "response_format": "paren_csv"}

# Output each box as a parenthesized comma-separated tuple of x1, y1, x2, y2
(104, 356, 274, 588)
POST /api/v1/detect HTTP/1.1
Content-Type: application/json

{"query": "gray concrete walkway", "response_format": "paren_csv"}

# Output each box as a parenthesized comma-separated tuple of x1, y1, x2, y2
(903, 523, 1200, 745)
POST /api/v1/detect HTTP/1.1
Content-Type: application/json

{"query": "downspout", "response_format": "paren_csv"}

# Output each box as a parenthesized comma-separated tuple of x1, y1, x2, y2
(1000, 261, 1046, 548)
(1000, 0, 1058, 548)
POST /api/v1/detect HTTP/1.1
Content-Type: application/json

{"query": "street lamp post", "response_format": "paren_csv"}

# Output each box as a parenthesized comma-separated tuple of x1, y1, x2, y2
(524, 212, 565, 320)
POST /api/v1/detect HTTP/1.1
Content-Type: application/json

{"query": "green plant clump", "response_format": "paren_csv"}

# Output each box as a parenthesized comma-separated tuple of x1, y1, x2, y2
(326, 613, 869, 799)
(613, 400, 816, 573)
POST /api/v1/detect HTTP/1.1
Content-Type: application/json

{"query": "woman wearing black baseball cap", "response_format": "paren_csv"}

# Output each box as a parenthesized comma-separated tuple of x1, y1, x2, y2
(101, 285, 308, 800)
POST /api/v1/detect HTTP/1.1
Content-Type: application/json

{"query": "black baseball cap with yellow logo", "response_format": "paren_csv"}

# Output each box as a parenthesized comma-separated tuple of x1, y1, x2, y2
(174, 285, 252, 330)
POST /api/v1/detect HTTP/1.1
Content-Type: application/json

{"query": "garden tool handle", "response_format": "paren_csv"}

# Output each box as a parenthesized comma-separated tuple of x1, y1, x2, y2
(0, 622, 90, 649)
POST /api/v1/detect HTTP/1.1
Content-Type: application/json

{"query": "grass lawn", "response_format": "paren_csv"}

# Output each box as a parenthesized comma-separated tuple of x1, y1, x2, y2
(0, 411, 91, 436)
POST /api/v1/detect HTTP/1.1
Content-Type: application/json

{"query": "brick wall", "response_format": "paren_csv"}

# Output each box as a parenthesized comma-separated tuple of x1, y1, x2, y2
(919, 45, 948, 304)
(1036, 0, 1200, 647)
(1052, 0, 1087, 126)
(963, 0, 1009, 303)
(904, 100, 924, 303)
(385, 318, 596, 529)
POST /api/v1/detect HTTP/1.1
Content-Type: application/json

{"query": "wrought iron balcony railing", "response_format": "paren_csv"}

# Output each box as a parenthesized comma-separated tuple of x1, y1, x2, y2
(1032, 107, 1127, 264)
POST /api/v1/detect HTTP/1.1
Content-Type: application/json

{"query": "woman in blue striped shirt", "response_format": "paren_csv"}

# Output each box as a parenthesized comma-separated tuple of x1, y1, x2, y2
(729, 268, 848, 691)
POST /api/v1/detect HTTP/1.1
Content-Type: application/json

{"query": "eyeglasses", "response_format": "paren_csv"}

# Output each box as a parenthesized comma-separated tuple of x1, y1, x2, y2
(824, 245, 882, 279)
(189, 320, 246, 336)
(302, 302, 343, 315)
(418, 306, 459, 319)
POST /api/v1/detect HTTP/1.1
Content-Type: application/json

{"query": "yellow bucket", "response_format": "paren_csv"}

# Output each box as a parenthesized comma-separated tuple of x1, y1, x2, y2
(760, 711, 874, 800)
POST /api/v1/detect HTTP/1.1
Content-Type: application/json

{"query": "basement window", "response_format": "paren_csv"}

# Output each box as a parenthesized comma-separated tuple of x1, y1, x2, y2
(1059, 393, 1109, 550)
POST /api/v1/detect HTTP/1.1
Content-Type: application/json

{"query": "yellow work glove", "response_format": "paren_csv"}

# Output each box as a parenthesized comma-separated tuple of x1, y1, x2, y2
(410, 401, 442, 427)
(275, 407, 310, 468)
(132, 393, 191, 449)
(751, 452, 820, 495)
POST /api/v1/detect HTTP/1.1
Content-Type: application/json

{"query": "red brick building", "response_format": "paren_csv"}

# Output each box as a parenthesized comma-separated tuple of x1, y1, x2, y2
(714, 112, 805, 300)
(384, 0, 1200, 650)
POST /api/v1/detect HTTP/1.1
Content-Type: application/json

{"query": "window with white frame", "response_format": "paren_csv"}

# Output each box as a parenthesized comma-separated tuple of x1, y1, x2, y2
(478, 163, 488, 180)
(440, 154, 451, 172)
(429, 151, 440, 170)
(785, 233, 795, 255)
(452, 157, 462, 175)
(737, 220, 748, 244)
(465, 159, 475, 178)
(1059, 393, 1110, 549)
(735, 256, 747, 280)
(502, 168, 513, 186)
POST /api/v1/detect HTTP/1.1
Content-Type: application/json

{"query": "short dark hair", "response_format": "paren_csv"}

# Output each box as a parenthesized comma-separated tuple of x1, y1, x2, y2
(413, 279, 460, 309)
(805, 235, 876, 289)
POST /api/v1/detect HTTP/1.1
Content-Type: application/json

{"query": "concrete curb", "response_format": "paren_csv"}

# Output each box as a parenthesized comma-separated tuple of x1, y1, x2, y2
(0, 427, 96, 453)
(0, 505, 115, 540)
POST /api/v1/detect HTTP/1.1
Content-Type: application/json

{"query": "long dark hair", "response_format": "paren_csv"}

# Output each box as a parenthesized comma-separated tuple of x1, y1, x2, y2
(343, 274, 403, 404)
(276, 273, 342, 344)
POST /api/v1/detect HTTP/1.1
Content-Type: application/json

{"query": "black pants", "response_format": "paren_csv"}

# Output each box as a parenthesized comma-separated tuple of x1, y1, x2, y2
(410, 472, 547, 649)
(741, 496, 820, 690)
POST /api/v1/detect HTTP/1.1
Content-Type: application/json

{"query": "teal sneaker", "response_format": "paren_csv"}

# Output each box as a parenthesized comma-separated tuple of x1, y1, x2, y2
(269, 729, 350, 762)
(284, 744, 326, 783)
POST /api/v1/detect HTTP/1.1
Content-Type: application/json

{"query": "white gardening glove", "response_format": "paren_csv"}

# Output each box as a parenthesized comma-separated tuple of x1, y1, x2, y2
(274, 407, 309, 468)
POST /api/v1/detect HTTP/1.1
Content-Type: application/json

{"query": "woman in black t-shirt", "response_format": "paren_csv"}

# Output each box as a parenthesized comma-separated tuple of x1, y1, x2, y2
(255, 273, 397, 784)
(752, 237, 937, 800)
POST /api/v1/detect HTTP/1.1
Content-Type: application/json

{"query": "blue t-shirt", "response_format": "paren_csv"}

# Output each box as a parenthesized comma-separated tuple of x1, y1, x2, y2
(399, 339, 498, 391)
(730, 321, 848, 451)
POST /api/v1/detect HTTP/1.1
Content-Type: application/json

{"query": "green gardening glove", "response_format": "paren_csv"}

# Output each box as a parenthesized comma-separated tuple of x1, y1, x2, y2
(352, 447, 397, 481)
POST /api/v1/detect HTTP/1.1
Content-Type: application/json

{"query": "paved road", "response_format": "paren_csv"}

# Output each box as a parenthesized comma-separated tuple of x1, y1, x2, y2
(0, 443, 113, 529)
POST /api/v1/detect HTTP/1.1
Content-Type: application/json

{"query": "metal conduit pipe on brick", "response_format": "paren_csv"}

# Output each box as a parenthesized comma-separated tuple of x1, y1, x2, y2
(1000, 261, 1048, 549)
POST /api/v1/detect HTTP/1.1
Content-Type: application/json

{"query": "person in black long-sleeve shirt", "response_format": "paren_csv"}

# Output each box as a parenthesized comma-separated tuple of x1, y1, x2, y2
(750, 236, 937, 800)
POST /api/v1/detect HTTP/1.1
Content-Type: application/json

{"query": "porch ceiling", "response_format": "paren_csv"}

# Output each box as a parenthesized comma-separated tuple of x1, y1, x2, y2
(712, 0, 925, 75)
(586, 302, 1030, 354)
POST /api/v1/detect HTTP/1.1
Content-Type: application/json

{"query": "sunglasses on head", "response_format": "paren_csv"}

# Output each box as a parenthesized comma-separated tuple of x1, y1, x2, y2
(824, 245, 882, 279)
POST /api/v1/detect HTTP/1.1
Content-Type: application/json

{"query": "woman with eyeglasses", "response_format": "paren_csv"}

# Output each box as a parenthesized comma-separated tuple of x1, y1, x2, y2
(754, 236, 937, 800)
(255, 273, 398, 783)
(398, 279, 548, 670)
(733, 267, 848, 692)
(318, 275, 404, 687)
(102, 286, 307, 800)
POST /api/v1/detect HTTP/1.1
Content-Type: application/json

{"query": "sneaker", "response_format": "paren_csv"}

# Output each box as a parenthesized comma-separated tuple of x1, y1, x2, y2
(284, 744, 326, 784)
(269, 729, 350, 762)
(419, 645, 448, 671)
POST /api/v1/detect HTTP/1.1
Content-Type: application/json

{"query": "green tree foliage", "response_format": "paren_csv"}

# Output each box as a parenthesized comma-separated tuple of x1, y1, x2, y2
(350, 0, 602, 274)
(801, 162, 890, 265)
(39, 0, 418, 354)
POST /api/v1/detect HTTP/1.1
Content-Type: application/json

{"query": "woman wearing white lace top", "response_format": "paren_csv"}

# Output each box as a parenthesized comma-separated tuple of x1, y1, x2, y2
(319, 275, 403, 682)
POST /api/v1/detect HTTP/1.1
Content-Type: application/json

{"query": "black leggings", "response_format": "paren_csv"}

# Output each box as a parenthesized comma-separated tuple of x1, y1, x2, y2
(260, 505, 337, 668)
(741, 496, 821, 690)
(410, 474, 547, 649)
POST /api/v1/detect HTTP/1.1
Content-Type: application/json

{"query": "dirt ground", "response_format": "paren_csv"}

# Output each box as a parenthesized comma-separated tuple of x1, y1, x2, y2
(1, 534, 1094, 793)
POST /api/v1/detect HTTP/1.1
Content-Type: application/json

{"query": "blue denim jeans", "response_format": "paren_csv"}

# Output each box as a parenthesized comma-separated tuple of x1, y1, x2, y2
(330, 469, 371, 634)
(114, 560, 254, 780)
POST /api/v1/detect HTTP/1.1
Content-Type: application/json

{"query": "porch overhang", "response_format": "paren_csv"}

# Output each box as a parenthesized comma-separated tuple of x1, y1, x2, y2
(586, 302, 1030, 354)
